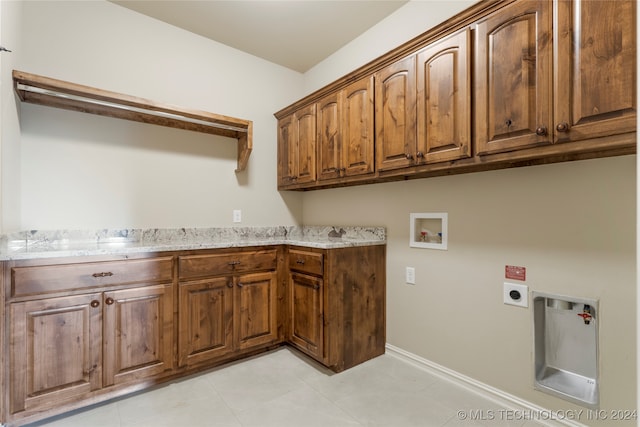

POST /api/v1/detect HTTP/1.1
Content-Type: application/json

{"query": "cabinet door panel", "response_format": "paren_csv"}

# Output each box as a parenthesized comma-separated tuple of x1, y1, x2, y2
(475, 0, 552, 154)
(375, 56, 417, 171)
(317, 93, 342, 181)
(178, 277, 234, 367)
(236, 271, 278, 350)
(294, 104, 317, 184)
(103, 284, 173, 386)
(10, 293, 102, 414)
(555, 0, 636, 142)
(289, 272, 323, 361)
(277, 114, 296, 187)
(342, 76, 375, 176)
(417, 29, 471, 163)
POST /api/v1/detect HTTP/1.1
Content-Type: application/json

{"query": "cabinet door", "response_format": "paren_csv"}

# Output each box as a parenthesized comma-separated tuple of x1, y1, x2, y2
(235, 271, 278, 350)
(103, 284, 173, 386)
(10, 293, 102, 414)
(375, 55, 417, 171)
(554, 0, 636, 142)
(341, 76, 375, 177)
(317, 92, 342, 181)
(417, 28, 471, 163)
(289, 272, 323, 361)
(475, 0, 552, 155)
(277, 114, 296, 187)
(178, 277, 234, 367)
(293, 104, 317, 185)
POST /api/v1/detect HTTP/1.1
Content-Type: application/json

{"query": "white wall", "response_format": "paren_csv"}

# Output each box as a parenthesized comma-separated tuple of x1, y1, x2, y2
(12, 0, 305, 230)
(301, 1, 637, 424)
(1, 0, 23, 232)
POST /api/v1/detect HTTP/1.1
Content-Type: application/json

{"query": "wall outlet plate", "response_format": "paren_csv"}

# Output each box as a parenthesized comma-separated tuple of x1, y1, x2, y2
(405, 267, 415, 285)
(504, 282, 528, 308)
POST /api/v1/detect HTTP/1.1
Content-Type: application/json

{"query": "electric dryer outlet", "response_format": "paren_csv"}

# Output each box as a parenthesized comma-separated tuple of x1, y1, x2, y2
(504, 282, 528, 308)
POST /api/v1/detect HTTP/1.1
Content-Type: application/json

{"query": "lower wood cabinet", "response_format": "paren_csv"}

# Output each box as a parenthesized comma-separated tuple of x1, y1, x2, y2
(103, 284, 174, 387)
(2, 243, 385, 425)
(178, 270, 279, 368)
(9, 282, 173, 416)
(9, 293, 103, 415)
(289, 271, 324, 360)
(177, 249, 281, 369)
(287, 245, 386, 372)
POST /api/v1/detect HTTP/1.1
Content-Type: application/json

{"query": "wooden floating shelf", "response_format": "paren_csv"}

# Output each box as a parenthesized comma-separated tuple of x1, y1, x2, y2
(13, 70, 253, 172)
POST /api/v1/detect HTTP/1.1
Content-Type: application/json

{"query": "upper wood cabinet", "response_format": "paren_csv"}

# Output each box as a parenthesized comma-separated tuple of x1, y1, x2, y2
(416, 28, 472, 163)
(274, 0, 636, 191)
(474, 0, 553, 155)
(284, 76, 374, 187)
(554, 0, 636, 143)
(375, 55, 418, 171)
(340, 76, 375, 178)
(317, 92, 342, 181)
(277, 105, 317, 187)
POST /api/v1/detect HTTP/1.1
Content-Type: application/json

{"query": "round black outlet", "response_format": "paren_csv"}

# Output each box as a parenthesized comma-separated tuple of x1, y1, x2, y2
(509, 290, 521, 300)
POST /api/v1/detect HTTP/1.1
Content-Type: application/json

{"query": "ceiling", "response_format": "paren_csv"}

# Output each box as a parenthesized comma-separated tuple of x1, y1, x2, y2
(110, 1, 408, 73)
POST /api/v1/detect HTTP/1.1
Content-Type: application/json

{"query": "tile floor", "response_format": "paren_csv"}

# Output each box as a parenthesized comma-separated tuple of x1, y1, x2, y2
(26, 347, 549, 427)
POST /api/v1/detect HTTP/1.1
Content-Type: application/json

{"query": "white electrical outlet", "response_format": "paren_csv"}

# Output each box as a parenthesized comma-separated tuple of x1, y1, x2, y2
(405, 267, 416, 285)
(504, 282, 528, 308)
(233, 210, 242, 223)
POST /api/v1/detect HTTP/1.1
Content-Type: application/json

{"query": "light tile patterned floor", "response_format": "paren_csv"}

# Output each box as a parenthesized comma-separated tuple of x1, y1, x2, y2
(25, 347, 548, 427)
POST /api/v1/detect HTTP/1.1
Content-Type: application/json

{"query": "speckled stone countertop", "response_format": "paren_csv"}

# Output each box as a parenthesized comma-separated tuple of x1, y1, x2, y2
(0, 226, 386, 261)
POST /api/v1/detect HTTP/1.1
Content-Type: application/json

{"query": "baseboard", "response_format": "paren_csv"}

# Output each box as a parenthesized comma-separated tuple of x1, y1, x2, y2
(385, 344, 588, 427)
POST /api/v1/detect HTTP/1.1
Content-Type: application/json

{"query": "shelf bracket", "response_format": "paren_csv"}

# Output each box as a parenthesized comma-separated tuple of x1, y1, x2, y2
(13, 70, 253, 172)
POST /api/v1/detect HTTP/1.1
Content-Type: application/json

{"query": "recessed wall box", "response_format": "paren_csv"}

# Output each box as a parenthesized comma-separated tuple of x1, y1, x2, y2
(533, 292, 599, 408)
(410, 213, 448, 250)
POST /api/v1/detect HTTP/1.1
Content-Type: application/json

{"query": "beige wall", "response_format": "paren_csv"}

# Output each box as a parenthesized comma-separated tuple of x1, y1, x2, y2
(11, 0, 304, 231)
(301, 1, 637, 424)
(302, 157, 636, 422)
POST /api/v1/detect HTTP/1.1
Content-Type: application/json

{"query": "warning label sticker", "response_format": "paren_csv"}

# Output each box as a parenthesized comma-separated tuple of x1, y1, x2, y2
(505, 265, 526, 281)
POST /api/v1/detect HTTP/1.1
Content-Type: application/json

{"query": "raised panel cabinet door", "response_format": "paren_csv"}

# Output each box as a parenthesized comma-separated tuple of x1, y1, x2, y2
(317, 92, 342, 181)
(178, 277, 234, 367)
(289, 272, 323, 361)
(375, 55, 417, 171)
(341, 76, 375, 177)
(277, 114, 296, 187)
(103, 284, 173, 386)
(294, 104, 317, 184)
(235, 271, 278, 350)
(417, 28, 471, 163)
(475, 0, 552, 155)
(554, 0, 636, 142)
(10, 293, 102, 414)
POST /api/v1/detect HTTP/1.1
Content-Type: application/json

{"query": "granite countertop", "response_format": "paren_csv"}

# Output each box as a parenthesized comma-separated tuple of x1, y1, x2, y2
(0, 226, 386, 261)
